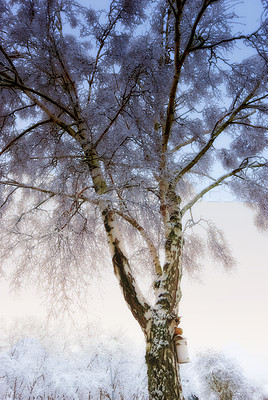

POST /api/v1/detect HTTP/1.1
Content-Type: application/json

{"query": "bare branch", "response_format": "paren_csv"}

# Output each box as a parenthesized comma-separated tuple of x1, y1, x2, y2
(15, 82, 78, 121)
(94, 88, 133, 148)
(230, 121, 268, 130)
(0, 188, 18, 209)
(160, 0, 215, 214)
(169, 137, 196, 154)
(20, 90, 84, 144)
(0, 120, 52, 156)
(13, 194, 56, 226)
(0, 179, 90, 202)
(181, 158, 268, 215)
(167, 0, 177, 17)
(0, 45, 78, 121)
(174, 80, 263, 185)
(0, 44, 21, 79)
(189, 33, 259, 52)
(116, 210, 162, 276)
(87, 6, 124, 102)
(0, 103, 36, 118)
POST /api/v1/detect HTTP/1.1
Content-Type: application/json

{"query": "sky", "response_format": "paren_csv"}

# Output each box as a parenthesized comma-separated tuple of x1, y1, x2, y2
(1, 201, 267, 391)
(85, 0, 264, 33)
(181, 202, 268, 389)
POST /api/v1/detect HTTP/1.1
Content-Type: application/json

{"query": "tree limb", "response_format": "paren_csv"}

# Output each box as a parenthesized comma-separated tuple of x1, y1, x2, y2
(169, 137, 196, 154)
(160, 0, 214, 221)
(102, 208, 150, 331)
(115, 210, 162, 276)
(94, 88, 133, 148)
(87, 5, 124, 102)
(181, 158, 268, 215)
(0, 179, 90, 202)
(0, 45, 77, 121)
(0, 120, 52, 156)
(189, 33, 259, 52)
(0, 188, 18, 209)
(174, 80, 263, 185)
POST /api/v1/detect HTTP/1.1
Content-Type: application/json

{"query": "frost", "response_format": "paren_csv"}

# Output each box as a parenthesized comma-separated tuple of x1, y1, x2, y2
(0, 333, 265, 399)
(0, 1, 267, 398)
(182, 233, 206, 277)
(0, 334, 148, 400)
(191, 350, 263, 400)
(206, 223, 236, 271)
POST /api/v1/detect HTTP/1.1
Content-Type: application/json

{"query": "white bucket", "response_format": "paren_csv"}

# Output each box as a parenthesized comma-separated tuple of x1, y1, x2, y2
(174, 336, 190, 364)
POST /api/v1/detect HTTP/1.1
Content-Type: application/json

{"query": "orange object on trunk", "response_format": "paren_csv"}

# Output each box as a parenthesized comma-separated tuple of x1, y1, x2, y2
(174, 327, 183, 335)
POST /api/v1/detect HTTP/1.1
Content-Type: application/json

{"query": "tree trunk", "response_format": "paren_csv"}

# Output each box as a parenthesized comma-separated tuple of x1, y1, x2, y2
(85, 151, 184, 399)
(145, 317, 184, 400)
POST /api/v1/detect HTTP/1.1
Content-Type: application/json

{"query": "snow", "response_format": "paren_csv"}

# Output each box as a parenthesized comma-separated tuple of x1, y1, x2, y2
(0, 334, 148, 400)
(0, 333, 266, 400)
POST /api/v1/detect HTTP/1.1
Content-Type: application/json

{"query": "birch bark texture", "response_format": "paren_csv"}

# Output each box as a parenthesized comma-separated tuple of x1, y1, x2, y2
(0, 0, 267, 399)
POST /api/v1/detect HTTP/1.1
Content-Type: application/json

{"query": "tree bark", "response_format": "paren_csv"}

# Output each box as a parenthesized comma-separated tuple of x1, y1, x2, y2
(144, 184, 184, 399)
(84, 148, 185, 399)
(145, 316, 184, 400)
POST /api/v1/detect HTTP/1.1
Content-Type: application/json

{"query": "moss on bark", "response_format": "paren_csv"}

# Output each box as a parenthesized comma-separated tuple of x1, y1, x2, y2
(145, 319, 184, 400)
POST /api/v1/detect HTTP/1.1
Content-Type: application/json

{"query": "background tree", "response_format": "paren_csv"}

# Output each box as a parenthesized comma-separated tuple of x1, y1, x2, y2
(0, 326, 264, 399)
(193, 350, 263, 400)
(0, 0, 267, 399)
(0, 334, 148, 400)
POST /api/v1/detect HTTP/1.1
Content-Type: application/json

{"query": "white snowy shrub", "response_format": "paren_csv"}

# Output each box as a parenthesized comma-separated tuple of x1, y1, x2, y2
(0, 333, 265, 400)
(191, 350, 263, 400)
(0, 335, 148, 400)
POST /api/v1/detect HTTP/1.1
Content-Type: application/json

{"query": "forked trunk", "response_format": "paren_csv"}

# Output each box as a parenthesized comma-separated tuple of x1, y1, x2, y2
(87, 155, 184, 399)
(145, 318, 184, 400)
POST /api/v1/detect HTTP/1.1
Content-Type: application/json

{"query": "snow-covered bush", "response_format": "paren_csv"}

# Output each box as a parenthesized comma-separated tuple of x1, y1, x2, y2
(0, 335, 148, 400)
(0, 334, 264, 400)
(191, 350, 263, 400)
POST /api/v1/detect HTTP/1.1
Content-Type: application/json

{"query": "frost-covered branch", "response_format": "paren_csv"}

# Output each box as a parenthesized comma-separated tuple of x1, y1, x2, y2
(0, 45, 77, 121)
(0, 120, 52, 156)
(189, 32, 260, 52)
(87, 4, 124, 102)
(182, 158, 268, 215)
(174, 79, 264, 185)
(102, 209, 151, 331)
(115, 210, 162, 277)
(94, 86, 134, 147)
(0, 179, 90, 202)
(160, 1, 183, 157)
(0, 188, 18, 209)
(160, 0, 222, 218)
(162, 0, 210, 153)
(169, 137, 196, 154)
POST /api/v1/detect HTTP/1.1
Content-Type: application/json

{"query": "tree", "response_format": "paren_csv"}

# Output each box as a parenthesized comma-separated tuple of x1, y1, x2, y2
(193, 350, 263, 400)
(0, 0, 267, 399)
(0, 333, 148, 399)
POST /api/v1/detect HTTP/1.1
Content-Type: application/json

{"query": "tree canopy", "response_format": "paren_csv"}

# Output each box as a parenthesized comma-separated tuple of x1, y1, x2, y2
(0, 0, 267, 298)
